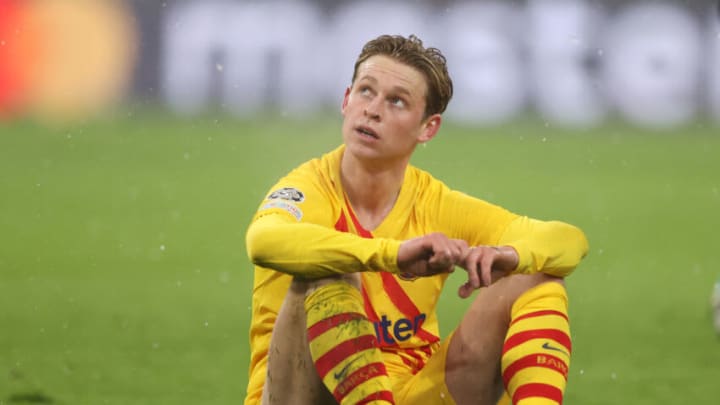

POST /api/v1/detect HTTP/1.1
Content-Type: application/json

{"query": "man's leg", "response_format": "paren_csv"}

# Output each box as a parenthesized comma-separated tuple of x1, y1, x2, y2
(263, 274, 395, 405)
(262, 278, 335, 405)
(444, 273, 570, 405)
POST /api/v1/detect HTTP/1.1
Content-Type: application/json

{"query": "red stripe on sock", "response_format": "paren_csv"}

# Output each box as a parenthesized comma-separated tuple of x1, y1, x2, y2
(503, 353, 569, 387)
(333, 362, 391, 403)
(314, 334, 378, 379)
(512, 383, 563, 404)
(503, 329, 571, 355)
(307, 312, 367, 341)
(356, 390, 396, 405)
(510, 310, 568, 326)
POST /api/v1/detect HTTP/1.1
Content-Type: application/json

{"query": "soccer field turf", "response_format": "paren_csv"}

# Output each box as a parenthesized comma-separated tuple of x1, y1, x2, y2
(1, 114, 719, 404)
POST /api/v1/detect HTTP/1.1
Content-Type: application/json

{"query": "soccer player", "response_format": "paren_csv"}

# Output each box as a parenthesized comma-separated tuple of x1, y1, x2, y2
(244, 34, 588, 405)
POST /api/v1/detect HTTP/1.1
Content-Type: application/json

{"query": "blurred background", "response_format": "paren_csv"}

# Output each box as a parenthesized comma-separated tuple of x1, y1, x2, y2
(1, 0, 719, 127)
(1, 1, 719, 404)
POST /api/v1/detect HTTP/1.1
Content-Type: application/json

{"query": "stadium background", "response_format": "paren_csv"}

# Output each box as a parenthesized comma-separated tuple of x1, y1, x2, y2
(1, 0, 719, 403)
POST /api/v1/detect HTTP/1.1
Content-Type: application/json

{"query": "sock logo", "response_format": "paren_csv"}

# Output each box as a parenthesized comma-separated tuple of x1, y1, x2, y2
(333, 355, 363, 380)
(542, 341, 569, 356)
(536, 354, 569, 378)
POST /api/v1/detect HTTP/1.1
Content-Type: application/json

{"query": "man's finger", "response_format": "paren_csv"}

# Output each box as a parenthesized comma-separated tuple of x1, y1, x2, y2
(466, 247, 481, 289)
(479, 250, 495, 286)
(458, 281, 473, 299)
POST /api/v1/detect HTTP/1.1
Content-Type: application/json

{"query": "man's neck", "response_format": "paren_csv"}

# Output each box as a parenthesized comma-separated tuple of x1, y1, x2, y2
(340, 152, 408, 231)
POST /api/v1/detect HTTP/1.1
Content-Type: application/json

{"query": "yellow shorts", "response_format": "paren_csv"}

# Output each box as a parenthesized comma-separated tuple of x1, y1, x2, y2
(385, 335, 456, 405)
(385, 333, 511, 405)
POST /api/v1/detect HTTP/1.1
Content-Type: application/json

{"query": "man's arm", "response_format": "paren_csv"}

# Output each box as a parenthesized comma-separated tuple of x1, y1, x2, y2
(247, 213, 467, 279)
(499, 216, 589, 277)
(454, 217, 587, 298)
(246, 213, 402, 278)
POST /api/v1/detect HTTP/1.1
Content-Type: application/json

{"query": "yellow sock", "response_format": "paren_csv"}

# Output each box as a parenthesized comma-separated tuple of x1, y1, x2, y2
(305, 282, 395, 405)
(501, 282, 571, 405)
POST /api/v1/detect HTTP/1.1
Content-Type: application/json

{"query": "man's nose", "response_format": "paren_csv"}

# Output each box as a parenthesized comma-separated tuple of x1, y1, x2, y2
(364, 97, 381, 120)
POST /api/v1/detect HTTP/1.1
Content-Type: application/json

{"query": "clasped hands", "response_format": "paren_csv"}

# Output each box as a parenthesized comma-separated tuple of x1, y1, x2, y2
(396, 233, 519, 298)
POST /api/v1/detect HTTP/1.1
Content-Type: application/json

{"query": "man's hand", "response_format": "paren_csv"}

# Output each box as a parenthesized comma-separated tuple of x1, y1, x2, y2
(457, 245, 519, 298)
(397, 233, 468, 280)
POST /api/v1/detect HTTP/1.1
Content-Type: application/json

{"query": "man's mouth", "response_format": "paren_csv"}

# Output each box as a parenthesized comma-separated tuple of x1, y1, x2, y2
(356, 125, 379, 139)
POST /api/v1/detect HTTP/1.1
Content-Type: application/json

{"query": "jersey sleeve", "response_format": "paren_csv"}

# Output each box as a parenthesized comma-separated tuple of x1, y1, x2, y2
(498, 216, 588, 277)
(428, 180, 588, 277)
(429, 182, 519, 246)
(246, 164, 402, 278)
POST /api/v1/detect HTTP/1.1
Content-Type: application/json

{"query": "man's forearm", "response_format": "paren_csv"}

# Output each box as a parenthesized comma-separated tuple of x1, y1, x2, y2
(499, 217, 589, 277)
(246, 214, 402, 278)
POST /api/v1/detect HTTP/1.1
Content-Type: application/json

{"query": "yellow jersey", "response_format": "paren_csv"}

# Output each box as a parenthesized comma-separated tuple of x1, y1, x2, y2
(244, 145, 588, 404)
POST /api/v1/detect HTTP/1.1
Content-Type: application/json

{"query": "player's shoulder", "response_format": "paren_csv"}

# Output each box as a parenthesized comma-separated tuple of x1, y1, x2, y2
(288, 145, 342, 180)
(406, 164, 451, 195)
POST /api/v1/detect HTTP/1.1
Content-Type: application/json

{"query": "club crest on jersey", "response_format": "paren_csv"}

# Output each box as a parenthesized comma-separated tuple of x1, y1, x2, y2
(267, 187, 304, 203)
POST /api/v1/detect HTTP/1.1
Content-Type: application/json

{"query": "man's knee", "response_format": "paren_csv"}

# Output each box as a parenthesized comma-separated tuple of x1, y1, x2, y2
(496, 272, 564, 301)
(291, 273, 362, 299)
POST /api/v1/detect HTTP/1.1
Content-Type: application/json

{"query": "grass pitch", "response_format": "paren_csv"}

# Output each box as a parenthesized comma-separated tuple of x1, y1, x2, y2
(1, 114, 719, 404)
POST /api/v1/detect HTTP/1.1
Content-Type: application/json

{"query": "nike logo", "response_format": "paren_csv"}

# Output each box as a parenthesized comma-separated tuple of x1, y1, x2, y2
(542, 342, 569, 356)
(333, 355, 363, 380)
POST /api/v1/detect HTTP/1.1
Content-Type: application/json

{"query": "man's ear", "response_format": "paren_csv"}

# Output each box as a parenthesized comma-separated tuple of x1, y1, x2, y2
(418, 114, 442, 143)
(341, 87, 351, 113)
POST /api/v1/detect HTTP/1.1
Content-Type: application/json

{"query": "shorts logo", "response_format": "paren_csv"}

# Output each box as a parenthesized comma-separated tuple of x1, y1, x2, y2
(260, 201, 303, 221)
(267, 187, 304, 203)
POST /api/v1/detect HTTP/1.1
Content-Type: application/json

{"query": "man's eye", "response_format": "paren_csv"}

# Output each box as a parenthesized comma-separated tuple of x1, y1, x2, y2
(390, 97, 405, 107)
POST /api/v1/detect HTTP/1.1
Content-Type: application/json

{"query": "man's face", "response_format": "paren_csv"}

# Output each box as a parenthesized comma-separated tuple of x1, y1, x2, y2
(341, 55, 440, 163)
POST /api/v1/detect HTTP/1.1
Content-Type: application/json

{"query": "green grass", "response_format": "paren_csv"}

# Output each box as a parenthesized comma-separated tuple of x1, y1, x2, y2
(1, 113, 719, 404)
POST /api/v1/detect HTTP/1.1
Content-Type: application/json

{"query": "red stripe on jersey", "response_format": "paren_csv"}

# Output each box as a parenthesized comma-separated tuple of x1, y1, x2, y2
(400, 347, 426, 374)
(380, 273, 439, 343)
(343, 198, 373, 238)
(502, 353, 569, 387)
(361, 284, 381, 324)
(314, 334, 378, 379)
(333, 362, 391, 404)
(503, 329, 571, 355)
(342, 199, 439, 345)
(419, 345, 433, 357)
(397, 353, 416, 370)
(307, 312, 367, 341)
(356, 390, 395, 405)
(510, 310, 568, 326)
(336, 211, 383, 328)
(335, 211, 349, 232)
(512, 383, 563, 404)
